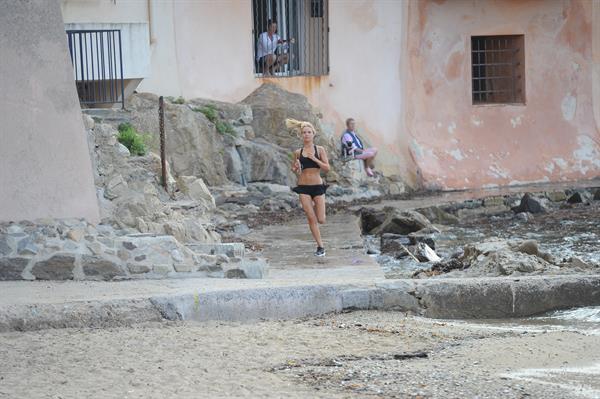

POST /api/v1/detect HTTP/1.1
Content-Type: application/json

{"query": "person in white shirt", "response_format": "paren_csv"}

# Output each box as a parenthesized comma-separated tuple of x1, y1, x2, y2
(341, 118, 378, 177)
(256, 20, 293, 76)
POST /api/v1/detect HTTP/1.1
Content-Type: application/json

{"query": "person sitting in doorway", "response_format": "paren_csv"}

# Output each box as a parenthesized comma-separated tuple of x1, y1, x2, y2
(341, 118, 378, 177)
(256, 19, 294, 76)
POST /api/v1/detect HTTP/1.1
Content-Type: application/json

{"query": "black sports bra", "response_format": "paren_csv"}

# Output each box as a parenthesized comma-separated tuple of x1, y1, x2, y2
(299, 145, 320, 170)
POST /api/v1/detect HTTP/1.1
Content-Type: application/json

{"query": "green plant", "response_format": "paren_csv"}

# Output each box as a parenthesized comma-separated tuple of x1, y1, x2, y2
(216, 120, 236, 136)
(167, 96, 185, 104)
(193, 104, 218, 123)
(117, 123, 148, 156)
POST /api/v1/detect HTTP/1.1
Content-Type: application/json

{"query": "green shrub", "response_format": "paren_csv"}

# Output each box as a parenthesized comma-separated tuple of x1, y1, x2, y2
(193, 106, 218, 123)
(117, 123, 148, 156)
(216, 120, 235, 136)
(172, 96, 185, 104)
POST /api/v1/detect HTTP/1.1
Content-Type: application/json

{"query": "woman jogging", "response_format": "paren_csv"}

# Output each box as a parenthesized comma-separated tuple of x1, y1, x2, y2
(286, 119, 330, 257)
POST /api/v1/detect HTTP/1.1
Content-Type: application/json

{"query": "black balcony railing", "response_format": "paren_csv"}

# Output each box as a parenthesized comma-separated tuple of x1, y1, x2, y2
(66, 29, 125, 109)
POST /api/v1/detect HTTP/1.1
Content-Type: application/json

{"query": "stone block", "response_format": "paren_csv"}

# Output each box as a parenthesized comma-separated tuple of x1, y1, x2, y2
(128, 263, 151, 274)
(32, 254, 75, 280)
(0, 257, 29, 280)
(81, 255, 125, 281)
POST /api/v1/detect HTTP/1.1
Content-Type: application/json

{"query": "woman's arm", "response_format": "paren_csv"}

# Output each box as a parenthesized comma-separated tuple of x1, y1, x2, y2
(308, 146, 330, 173)
(291, 150, 301, 174)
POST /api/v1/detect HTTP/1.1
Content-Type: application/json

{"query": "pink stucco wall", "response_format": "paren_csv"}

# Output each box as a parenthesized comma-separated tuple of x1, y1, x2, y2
(406, 0, 600, 190)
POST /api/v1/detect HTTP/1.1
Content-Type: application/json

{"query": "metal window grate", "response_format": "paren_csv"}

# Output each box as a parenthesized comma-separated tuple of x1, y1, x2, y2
(66, 29, 125, 109)
(471, 35, 525, 104)
(252, 0, 329, 77)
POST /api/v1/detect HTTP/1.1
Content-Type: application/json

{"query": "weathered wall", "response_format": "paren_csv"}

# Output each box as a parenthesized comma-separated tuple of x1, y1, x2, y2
(0, 0, 99, 223)
(406, 0, 600, 190)
(61, 0, 411, 180)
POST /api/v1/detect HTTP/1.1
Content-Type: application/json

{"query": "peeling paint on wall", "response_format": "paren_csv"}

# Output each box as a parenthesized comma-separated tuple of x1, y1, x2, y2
(572, 135, 600, 173)
(561, 94, 577, 121)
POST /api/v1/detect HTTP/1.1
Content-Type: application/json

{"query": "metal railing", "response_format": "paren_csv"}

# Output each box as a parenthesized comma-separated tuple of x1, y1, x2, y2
(252, 0, 329, 77)
(66, 29, 125, 108)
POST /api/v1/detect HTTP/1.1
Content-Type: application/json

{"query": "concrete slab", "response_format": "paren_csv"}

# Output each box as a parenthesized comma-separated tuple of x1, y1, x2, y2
(2, 274, 599, 332)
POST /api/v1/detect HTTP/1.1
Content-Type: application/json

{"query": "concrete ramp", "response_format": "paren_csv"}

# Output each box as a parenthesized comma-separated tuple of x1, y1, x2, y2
(248, 214, 383, 280)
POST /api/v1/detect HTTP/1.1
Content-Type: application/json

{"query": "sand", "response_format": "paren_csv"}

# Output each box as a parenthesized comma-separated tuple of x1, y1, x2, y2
(0, 311, 599, 399)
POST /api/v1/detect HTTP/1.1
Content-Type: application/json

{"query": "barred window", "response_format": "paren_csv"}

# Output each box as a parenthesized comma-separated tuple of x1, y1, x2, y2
(252, 0, 329, 77)
(471, 35, 525, 104)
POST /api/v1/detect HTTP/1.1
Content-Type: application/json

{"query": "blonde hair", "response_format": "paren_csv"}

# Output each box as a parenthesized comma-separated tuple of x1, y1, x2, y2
(285, 118, 316, 138)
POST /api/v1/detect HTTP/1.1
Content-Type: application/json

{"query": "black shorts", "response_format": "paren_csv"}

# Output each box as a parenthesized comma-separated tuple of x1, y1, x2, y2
(292, 184, 328, 198)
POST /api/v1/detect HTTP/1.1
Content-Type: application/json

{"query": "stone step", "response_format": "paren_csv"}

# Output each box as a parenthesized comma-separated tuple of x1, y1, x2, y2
(186, 242, 245, 258)
(83, 109, 131, 126)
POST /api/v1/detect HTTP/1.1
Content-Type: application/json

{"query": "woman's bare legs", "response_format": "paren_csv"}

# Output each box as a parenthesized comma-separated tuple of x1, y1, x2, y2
(299, 194, 325, 248)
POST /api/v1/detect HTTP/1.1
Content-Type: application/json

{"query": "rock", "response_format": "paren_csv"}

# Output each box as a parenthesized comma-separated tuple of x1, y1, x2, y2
(413, 242, 441, 263)
(152, 264, 172, 275)
(177, 176, 216, 209)
(223, 257, 268, 279)
(561, 256, 594, 269)
(566, 191, 591, 204)
(16, 237, 38, 255)
(236, 139, 295, 186)
(126, 93, 229, 186)
(380, 234, 411, 258)
(511, 193, 549, 214)
(116, 143, 131, 156)
(86, 242, 103, 256)
(187, 242, 245, 258)
(7, 225, 23, 234)
(32, 254, 75, 280)
(0, 235, 12, 256)
(188, 98, 253, 125)
(515, 212, 532, 222)
(594, 189, 600, 201)
(480, 250, 549, 275)
(483, 196, 505, 207)
(241, 83, 330, 151)
(416, 206, 459, 225)
(225, 269, 246, 278)
(66, 228, 85, 242)
(371, 209, 432, 236)
(513, 240, 539, 256)
(81, 255, 125, 280)
(82, 114, 95, 130)
(430, 258, 465, 274)
(546, 190, 567, 202)
(233, 223, 250, 236)
(360, 208, 388, 234)
(0, 257, 29, 280)
(224, 147, 244, 184)
(104, 175, 129, 200)
(173, 263, 194, 273)
(128, 263, 151, 274)
(407, 230, 436, 250)
(171, 249, 184, 263)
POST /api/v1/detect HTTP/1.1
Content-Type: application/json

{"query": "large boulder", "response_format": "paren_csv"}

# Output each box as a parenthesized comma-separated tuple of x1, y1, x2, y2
(371, 209, 432, 236)
(127, 93, 229, 186)
(511, 193, 550, 214)
(416, 206, 459, 225)
(241, 83, 330, 150)
(236, 139, 295, 186)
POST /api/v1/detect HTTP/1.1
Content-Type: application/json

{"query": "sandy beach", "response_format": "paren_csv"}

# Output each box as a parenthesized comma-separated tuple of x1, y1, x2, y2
(0, 310, 598, 399)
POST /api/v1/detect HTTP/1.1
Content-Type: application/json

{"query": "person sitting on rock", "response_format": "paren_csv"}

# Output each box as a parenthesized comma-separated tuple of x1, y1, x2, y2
(255, 20, 294, 76)
(341, 118, 378, 177)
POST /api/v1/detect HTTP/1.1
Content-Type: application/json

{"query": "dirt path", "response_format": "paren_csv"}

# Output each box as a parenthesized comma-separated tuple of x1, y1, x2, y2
(1, 311, 598, 399)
